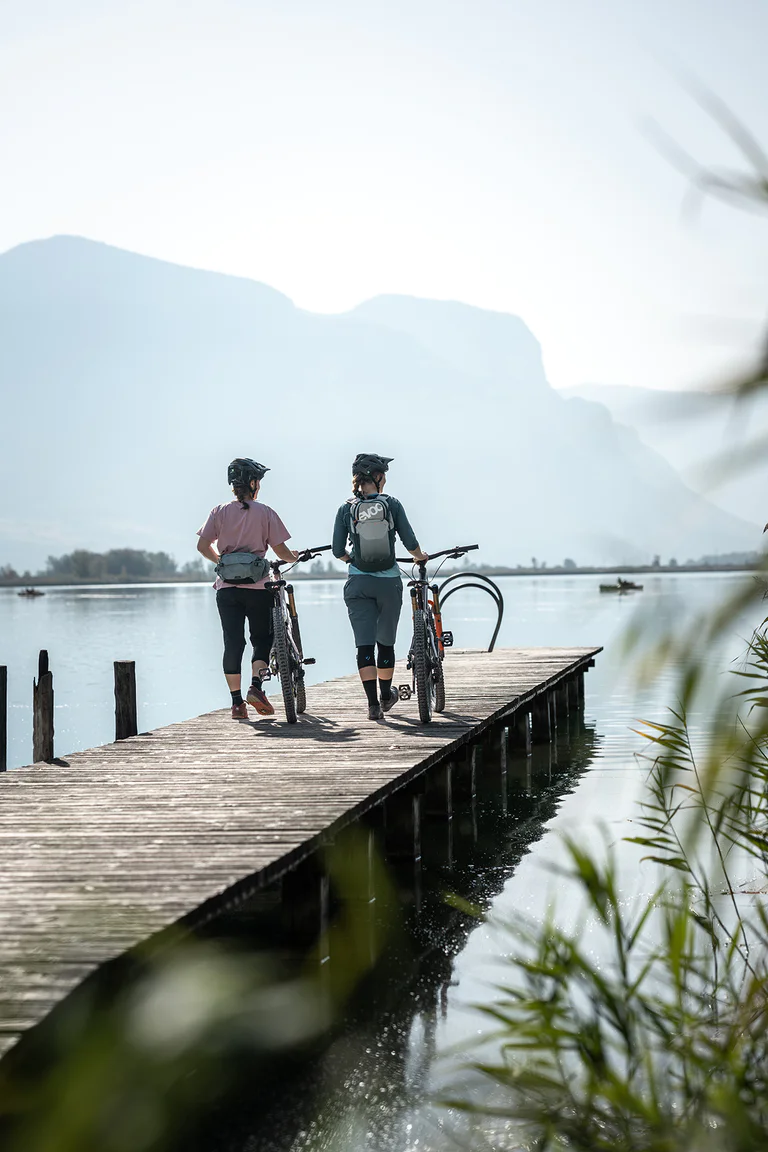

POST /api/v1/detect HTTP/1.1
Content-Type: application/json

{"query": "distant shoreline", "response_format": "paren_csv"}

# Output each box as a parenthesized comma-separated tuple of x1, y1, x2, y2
(0, 563, 762, 589)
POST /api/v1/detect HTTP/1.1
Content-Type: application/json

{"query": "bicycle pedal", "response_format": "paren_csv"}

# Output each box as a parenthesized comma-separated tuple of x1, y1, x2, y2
(260, 670, 273, 682)
(303, 657, 316, 665)
(442, 631, 454, 648)
(398, 684, 412, 701)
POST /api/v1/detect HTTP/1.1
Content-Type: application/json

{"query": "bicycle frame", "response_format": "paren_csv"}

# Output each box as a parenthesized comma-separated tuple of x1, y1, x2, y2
(397, 546, 478, 720)
(264, 563, 305, 675)
(262, 545, 330, 720)
(407, 565, 442, 660)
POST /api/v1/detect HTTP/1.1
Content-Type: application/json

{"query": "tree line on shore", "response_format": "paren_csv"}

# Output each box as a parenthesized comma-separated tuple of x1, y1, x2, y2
(0, 549, 207, 583)
(0, 546, 761, 586)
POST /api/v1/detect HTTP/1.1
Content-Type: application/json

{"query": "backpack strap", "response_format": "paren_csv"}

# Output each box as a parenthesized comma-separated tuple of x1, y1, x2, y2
(349, 498, 361, 538)
(381, 494, 394, 529)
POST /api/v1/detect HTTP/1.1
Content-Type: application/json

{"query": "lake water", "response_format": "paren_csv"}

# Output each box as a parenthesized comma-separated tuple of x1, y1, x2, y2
(0, 572, 747, 771)
(0, 572, 757, 1150)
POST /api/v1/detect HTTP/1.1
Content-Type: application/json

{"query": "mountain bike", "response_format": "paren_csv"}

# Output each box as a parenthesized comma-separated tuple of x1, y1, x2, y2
(264, 545, 332, 723)
(396, 545, 479, 724)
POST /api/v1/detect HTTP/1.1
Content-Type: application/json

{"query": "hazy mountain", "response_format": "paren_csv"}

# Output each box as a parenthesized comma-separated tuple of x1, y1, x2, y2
(0, 236, 760, 573)
(563, 383, 768, 527)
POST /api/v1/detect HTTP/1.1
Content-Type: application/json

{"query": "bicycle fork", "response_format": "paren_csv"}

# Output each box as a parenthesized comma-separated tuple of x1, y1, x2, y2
(286, 584, 316, 668)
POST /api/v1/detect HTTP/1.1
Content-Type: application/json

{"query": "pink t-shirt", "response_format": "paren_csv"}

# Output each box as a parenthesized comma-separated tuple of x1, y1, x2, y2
(197, 500, 291, 590)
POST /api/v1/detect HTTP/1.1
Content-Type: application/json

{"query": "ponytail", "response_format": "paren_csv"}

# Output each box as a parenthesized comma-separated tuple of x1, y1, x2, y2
(233, 482, 252, 510)
(352, 471, 384, 499)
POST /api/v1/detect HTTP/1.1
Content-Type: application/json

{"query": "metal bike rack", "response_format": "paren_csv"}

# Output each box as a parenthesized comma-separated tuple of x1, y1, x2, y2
(437, 572, 504, 653)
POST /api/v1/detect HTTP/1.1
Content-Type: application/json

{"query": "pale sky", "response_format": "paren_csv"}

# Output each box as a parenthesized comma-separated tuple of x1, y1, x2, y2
(1, 0, 766, 390)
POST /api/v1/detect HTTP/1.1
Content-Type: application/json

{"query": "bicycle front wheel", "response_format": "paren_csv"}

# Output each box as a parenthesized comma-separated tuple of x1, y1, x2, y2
(295, 672, 307, 714)
(291, 615, 307, 714)
(434, 655, 446, 713)
(413, 609, 434, 724)
(272, 605, 297, 724)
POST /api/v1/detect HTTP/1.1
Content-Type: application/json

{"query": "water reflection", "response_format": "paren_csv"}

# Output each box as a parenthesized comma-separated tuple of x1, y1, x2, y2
(193, 705, 600, 1152)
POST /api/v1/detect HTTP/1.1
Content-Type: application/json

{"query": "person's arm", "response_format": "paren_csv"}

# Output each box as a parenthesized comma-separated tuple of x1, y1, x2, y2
(273, 541, 299, 563)
(392, 499, 428, 562)
(266, 509, 299, 563)
(197, 536, 219, 564)
(332, 506, 352, 564)
(196, 508, 220, 565)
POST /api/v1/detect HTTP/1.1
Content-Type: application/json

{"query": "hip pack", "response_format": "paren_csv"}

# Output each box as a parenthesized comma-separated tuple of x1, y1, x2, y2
(349, 495, 395, 573)
(215, 552, 270, 585)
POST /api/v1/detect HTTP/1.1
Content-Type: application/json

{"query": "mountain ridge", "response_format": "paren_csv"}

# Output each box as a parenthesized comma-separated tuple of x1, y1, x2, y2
(0, 235, 759, 571)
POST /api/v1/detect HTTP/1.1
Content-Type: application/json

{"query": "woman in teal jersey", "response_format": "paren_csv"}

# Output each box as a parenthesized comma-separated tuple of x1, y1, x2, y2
(332, 453, 427, 720)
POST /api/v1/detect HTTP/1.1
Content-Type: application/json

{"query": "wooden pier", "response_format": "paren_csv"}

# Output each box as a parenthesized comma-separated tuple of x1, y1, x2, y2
(0, 646, 599, 1062)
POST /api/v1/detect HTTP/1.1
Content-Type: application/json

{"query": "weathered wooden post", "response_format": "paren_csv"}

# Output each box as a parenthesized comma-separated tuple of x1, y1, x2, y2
(0, 665, 7, 772)
(499, 725, 509, 814)
(424, 762, 454, 869)
(33, 650, 54, 763)
(425, 762, 453, 819)
(114, 661, 138, 740)
(509, 709, 531, 753)
(556, 681, 569, 723)
(530, 692, 551, 743)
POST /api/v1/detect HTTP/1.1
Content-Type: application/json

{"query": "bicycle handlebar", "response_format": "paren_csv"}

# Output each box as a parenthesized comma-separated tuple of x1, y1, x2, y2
(272, 544, 334, 568)
(396, 544, 479, 564)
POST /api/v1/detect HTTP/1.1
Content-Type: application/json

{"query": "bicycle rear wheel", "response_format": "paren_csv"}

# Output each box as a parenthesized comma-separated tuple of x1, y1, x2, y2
(272, 605, 297, 724)
(413, 609, 434, 724)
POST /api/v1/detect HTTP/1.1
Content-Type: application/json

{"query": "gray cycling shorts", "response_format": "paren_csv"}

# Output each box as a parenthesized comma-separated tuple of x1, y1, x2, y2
(343, 575, 404, 647)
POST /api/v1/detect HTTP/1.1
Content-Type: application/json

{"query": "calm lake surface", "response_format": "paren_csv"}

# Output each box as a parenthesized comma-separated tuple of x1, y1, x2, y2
(0, 572, 757, 1151)
(0, 572, 748, 771)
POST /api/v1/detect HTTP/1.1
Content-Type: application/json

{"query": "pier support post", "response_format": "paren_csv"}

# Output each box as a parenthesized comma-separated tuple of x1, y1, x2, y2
(0, 666, 6, 773)
(530, 693, 551, 744)
(555, 681, 569, 724)
(384, 791, 423, 865)
(425, 762, 453, 819)
(500, 726, 508, 813)
(114, 661, 138, 740)
(424, 763, 454, 869)
(455, 746, 481, 847)
(33, 650, 54, 764)
(508, 710, 531, 753)
(575, 670, 585, 707)
(453, 745, 479, 803)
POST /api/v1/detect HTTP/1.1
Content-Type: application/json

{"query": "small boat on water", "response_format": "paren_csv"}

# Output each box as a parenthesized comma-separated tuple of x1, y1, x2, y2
(17, 588, 45, 598)
(600, 579, 643, 594)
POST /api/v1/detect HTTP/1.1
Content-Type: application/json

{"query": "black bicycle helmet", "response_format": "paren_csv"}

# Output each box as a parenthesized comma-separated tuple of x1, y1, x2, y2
(227, 458, 270, 487)
(352, 453, 394, 478)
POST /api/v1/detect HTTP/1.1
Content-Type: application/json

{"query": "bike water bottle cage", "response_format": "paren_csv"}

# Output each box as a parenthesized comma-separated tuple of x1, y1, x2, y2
(349, 494, 396, 573)
(228, 458, 270, 487)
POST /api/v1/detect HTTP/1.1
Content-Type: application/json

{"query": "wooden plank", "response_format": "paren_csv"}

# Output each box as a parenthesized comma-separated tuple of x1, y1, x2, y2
(0, 646, 600, 1058)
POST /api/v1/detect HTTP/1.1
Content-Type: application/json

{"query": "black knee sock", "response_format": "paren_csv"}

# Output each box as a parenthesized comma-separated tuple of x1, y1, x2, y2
(379, 679, 392, 701)
(362, 679, 379, 705)
(231, 689, 243, 706)
(251, 673, 262, 689)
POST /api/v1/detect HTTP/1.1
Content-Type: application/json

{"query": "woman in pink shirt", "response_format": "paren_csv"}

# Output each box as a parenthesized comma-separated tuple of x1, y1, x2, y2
(197, 458, 298, 719)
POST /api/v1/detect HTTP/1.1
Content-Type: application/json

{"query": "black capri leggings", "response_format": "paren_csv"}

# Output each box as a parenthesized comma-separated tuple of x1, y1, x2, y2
(216, 587, 273, 674)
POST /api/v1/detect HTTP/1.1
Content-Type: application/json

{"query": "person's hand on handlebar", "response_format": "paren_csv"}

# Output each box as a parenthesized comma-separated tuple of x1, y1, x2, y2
(409, 547, 429, 563)
(273, 543, 300, 563)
